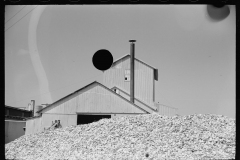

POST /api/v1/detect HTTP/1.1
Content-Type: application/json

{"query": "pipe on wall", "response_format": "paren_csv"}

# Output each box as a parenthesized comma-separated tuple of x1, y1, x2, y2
(129, 40, 136, 103)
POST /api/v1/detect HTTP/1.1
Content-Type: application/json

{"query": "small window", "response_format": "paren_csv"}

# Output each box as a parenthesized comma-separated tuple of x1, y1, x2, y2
(113, 88, 120, 94)
(124, 69, 130, 81)
(116, 89, 119, 94)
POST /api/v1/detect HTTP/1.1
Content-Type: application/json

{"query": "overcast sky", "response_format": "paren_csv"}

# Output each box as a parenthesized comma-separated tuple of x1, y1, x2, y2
(5, 5, 235, 118)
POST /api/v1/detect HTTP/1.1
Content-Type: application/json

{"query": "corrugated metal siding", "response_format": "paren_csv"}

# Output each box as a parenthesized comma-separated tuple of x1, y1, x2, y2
(27, 82, 149, 135)
(43, 83, 146, 115)
(103, 57, 154, 105)
(115, 88, 157, 113)
(41, 114, 77, 130)
(33, 117, 42, 133)
(75, 84, 146, 113)
(43, 93, 78, 115)
(25, 119, 31, 135)
(26, 114, 77, 135)
(26, 118, 38, 135)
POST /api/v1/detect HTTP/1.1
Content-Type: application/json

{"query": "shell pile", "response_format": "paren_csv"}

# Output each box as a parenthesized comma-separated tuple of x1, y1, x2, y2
(5, 113, 235, 160)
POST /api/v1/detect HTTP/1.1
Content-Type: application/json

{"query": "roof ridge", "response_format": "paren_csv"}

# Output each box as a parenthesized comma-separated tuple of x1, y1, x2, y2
(112, 54, 157, 70)
(37, 81, 149, 114)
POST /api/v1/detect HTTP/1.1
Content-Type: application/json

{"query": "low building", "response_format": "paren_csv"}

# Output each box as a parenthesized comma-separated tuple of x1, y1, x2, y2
(5, 105, 32, 144)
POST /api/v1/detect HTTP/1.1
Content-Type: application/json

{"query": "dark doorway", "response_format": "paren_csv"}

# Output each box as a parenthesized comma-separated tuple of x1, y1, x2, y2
(77, 114, 111, 125)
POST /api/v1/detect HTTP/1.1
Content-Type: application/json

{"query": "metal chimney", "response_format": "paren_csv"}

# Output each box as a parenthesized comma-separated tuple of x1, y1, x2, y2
(31, 100, 35, 117)
(129, 40, 136, 103)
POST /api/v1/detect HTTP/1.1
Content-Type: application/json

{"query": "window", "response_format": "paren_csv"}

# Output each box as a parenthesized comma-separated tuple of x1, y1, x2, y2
(113, 88, 120, 94)
(124, 69, 130, 81)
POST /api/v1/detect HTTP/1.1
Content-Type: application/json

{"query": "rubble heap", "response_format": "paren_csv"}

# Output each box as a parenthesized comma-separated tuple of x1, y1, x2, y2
(5, 113, 235, 160)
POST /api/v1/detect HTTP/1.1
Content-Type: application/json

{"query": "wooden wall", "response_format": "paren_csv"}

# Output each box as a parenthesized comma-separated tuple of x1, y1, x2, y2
(103, 57, 155, 106)
(41, 114, 77, 130)
(76, 84, 146, 113)
(26, 82, 147, 135)
(25, 114, 77, 135)
(44, 83, 146, 115)
(113, 87, 157, 113)
(25, 117, 41, 135)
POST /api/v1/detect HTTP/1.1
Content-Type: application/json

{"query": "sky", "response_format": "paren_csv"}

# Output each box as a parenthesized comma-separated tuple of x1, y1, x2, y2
(5, 5, 235, 118)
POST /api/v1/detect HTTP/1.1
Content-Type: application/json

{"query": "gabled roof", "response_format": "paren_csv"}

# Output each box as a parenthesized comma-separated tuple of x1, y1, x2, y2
(110, 54, 158, 81)
(37, 81, 149, 114)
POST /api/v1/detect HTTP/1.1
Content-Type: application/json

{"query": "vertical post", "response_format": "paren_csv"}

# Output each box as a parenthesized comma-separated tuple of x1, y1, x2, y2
(31, 100, 35, 117)
(129, 40, 136, 103)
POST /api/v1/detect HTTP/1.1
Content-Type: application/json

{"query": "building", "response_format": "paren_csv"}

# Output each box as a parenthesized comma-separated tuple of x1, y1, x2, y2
(5, 105, 33, 144)
(5, 105, 33, 120)
(25, 41, 178, 135)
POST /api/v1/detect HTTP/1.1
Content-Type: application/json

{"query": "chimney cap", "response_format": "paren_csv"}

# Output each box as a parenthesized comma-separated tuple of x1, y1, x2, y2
(129, 40, 136, 42)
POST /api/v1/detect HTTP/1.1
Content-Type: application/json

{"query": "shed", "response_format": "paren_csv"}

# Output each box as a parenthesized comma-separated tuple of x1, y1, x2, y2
(5, 106, 32, 143)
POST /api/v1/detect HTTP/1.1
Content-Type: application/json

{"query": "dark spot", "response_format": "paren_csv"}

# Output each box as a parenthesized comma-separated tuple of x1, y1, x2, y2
(92, 49, 113, 71)
(145, 153, 149, 157)
(207, 4, 230, 21)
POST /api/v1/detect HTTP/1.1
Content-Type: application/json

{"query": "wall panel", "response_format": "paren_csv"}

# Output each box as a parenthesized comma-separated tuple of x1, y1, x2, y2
(76, 84, 146, 114)
(67, 115, 77, 126)
(5, 120, 25, 143)
(103, 57, 155, 107)
(26, 119, 34, 135)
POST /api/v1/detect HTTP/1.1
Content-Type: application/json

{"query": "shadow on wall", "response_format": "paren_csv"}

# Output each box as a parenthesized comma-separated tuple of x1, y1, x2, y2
(5, 120, 26, 144)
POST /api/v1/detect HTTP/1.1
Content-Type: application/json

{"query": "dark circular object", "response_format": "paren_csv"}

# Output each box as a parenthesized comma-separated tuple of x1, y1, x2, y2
(207, 4, 230, 21)
(145, 153, 149, 157)
(92, 49, 113, 71)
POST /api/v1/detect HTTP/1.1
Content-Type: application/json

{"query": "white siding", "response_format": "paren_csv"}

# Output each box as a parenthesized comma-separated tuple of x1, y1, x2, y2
(103, 57, 155, 106)
(26, 114, 77, 135)
(114, 88, 157, 113)
(26, 117, 42, 135)
(43, 83, 146, 115)
(154, 103, 178, 117)
(75, 84, 146, 114)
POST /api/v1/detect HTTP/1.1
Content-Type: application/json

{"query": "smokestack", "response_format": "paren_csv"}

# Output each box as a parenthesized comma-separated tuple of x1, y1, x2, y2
(129, 40, 136, 103)
(31, 100, 35, 116)
(28, 103, 32, 111)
